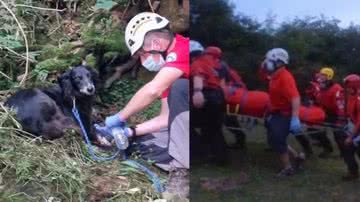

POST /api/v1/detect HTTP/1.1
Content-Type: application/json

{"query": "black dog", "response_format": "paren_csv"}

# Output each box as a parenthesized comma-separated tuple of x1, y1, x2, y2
(5, 65, 99, 140)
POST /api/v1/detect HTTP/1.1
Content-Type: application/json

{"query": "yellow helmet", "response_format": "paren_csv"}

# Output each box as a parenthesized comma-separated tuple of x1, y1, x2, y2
(320, 67, 334, 80)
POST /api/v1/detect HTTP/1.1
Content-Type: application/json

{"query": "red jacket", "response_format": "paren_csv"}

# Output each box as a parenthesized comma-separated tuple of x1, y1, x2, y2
(346, 95, 360, 134)
(191, 54, 222, 89)
(316, 83, 344, 116)
(269, 67, 300, 114)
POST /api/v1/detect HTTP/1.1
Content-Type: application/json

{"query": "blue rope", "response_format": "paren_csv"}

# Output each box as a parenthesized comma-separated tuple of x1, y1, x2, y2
(72, 103, 121, 161)
(124, 160, 165, 193)
(71, 99, 164, 192)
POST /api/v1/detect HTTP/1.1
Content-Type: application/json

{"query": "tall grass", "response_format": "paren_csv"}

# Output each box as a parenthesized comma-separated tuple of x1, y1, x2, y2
(0, 106, 164, 201)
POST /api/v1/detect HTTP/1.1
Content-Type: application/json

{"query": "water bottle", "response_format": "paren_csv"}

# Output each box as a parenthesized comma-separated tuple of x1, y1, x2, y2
(111, 127, 129, 150)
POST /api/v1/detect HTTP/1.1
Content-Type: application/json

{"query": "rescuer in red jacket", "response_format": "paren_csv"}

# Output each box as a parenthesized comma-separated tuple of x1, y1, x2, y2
(262, 48, 302, 177)
(339, 74, 360, 180)
(313, 67, 345, 158)
(191, 45, 229, 165)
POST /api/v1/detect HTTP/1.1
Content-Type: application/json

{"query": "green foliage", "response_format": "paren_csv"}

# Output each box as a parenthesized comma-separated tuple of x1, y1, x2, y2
(104, 51, 120, 61)
(0, 1, 163, 201)
(95, 0, 117, 10)
(100, 79, 161, 119)
(101, 79, 145, 107)
(191, 0, 360, 90)
(0, 107, 163, 201)
(141, 99, 161, 120)
(85, 53, 97, 68)
(0, 108, 89, 200)
(39, 43, 86, 62)
(33, 43, 83, 80)
(0, 35, 22, 49)
(192, 126, 360, 202)
(81, 17, 129, 55)
(113, 0, 128, 5)
(35, 57, 81, 72)
(0, 0, 17, 34)
(0, 79, 14, 90)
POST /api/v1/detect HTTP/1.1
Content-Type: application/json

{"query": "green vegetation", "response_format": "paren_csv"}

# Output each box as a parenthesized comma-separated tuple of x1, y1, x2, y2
(191, 0, 360, 91)
(0, 0, 163, 201)
(100, 78, 161, 122)
(191, 1, 360, 201)
(0, 85, 164, 201)
(191, 126, 360, 202)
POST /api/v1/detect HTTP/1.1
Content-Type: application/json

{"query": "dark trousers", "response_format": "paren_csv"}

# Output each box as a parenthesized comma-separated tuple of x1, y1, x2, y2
(295, 129, 334, 154)
(266, 113, 291, 154)
(128, 79, 189, 170)
(224, 115, 247, 149)
(191, 88, 228, 164)
(334, 131, 360, 173)
(296, 114, 336, 154)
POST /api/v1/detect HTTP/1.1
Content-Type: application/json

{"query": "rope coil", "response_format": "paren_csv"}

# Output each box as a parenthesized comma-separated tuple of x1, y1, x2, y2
(71, 98, 164, 192)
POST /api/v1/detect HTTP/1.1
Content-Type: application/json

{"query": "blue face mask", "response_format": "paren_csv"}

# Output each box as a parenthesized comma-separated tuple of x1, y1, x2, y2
(141, 54, 165, 72)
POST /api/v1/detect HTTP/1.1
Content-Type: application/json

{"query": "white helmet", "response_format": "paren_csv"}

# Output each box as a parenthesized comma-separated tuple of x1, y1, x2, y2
(190, 40, 204, 53)
(265, 48, 289, 64)
(125, 12, 169, 55)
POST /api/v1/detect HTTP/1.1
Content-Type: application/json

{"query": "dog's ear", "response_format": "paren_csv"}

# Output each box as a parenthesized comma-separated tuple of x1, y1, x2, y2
(58, 69, 73, 99)
(85, 66, 100, 89)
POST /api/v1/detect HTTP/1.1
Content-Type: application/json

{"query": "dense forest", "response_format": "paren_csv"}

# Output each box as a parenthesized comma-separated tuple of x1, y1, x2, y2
(191, 0, 360, 92)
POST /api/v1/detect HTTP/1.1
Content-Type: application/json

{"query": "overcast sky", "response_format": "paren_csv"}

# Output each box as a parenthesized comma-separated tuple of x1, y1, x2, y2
(229, 0, 360, 27)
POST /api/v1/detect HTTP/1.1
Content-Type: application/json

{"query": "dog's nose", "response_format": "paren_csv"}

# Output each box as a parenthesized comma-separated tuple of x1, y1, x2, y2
(87, 86, 94, 93)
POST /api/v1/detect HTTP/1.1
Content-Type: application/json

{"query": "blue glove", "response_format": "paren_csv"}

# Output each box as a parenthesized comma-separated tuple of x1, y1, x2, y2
(353, 136, 360, 147)
(94, 124, 113, 142)
(105, 113, 126, 128)
(290, 116, 302, 135)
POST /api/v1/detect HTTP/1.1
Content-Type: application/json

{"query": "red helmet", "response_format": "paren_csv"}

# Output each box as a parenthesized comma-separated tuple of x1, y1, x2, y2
(344, 74, 360, 90)
(204, 46, 222, 59)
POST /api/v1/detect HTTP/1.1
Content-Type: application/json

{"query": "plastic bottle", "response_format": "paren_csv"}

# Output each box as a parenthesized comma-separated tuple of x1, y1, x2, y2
(111, 127, 129, 150)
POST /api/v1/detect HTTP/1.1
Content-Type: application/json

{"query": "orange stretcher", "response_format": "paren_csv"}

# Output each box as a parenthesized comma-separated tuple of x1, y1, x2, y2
(225, 88, 326, 125)
(226, 88, 270, 118)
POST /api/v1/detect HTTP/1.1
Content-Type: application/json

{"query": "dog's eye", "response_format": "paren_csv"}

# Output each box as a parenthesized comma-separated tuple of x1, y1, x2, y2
(86, 73, 90, 78)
